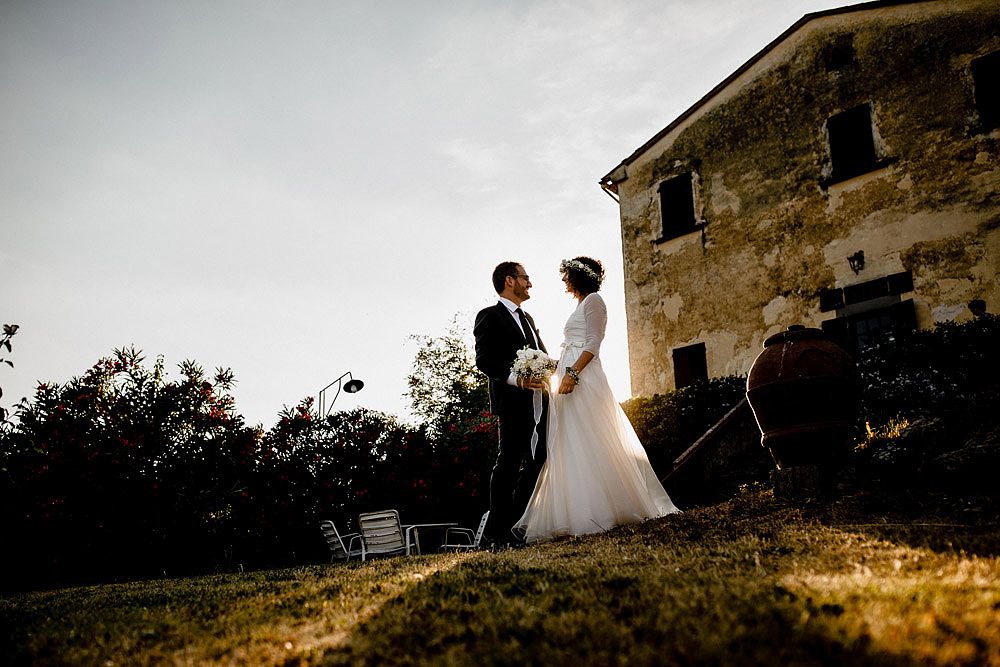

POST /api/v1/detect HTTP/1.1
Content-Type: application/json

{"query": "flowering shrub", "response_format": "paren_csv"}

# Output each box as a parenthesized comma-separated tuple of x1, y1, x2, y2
(846, 315, 1000, 487)
(248, 401, 495, 567)
(0, 347, 259, 584)
(0, 334, 500, 587)
(421, 408, 497, 520)
(230, 400, 418, 566)
(856, 314, 1000, 426)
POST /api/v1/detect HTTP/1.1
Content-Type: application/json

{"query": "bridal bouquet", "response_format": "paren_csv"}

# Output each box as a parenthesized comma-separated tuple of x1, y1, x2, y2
(511, 346, 557, 383)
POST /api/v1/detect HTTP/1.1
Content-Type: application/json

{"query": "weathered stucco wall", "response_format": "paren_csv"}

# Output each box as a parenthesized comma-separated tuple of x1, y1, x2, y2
(614, 0, 1000, 397)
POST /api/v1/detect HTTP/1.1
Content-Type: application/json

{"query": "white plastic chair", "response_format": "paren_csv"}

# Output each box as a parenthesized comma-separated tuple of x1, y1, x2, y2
(441, 511, 489, 551)
(357, 509, 414, 560)
(318, 520, 364, 562)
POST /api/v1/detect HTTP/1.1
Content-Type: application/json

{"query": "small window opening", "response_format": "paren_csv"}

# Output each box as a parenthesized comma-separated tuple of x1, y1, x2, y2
(971, 50, 1000, 130)
(827, 104, 878, 182)
(823, 34, 855, 72)
(672, 342, 707, 389)
(657, 173, 699, 242)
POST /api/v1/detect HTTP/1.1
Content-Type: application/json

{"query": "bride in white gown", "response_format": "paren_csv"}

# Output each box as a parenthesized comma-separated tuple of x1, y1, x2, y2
(513, 257, 679, 544)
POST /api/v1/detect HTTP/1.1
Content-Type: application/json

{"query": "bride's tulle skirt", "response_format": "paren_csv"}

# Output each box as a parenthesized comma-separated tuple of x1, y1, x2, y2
(513, 349, 679, 544)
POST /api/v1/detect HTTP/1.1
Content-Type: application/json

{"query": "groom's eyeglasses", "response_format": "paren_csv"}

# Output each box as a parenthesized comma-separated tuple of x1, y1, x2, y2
(511, 274, 530, 280)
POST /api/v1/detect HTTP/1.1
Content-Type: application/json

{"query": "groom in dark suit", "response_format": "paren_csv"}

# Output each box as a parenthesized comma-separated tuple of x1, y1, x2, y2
(474, 261, 548, 547)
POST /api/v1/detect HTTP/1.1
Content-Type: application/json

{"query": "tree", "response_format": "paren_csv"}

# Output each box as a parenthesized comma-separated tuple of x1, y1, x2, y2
(406, 315, 489, 434)
(405, 316, 497, 524)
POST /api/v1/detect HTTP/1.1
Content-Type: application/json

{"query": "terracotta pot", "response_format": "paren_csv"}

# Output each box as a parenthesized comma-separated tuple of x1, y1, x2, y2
(746, 325, 860, 469)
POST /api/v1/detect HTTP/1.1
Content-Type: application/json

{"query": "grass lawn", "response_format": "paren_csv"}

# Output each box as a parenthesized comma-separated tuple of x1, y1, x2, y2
(3, 489, 999, 666)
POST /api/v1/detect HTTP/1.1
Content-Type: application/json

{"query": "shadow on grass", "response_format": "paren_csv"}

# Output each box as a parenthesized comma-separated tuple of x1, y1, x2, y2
(812, 489, 1000, 559)
(315, 491, 1000, 666)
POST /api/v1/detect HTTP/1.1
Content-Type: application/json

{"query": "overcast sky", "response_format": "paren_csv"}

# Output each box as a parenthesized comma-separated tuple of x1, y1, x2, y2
(2, 0, 841, 427)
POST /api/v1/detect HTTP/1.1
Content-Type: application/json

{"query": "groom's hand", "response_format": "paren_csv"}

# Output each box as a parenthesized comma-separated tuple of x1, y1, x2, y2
(519, 377, 547, 391)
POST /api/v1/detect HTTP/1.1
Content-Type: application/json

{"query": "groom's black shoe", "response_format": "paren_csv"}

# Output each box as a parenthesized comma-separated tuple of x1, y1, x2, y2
(488, 539, 527, 551)
(487, 540, 515, 551)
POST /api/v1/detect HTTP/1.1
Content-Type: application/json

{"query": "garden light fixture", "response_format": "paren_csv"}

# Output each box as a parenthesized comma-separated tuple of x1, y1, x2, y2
(318, 371, 364, 417)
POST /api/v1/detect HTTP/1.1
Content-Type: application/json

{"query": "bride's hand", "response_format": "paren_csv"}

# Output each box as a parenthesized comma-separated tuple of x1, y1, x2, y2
(558, 374, 576, 394)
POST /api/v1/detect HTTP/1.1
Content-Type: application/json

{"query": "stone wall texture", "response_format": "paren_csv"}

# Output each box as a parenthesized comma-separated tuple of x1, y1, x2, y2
(606, 0, 1000, 397)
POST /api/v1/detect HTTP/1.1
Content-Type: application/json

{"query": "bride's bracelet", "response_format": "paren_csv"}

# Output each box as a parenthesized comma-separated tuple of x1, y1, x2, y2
(565, 367, 581, 385)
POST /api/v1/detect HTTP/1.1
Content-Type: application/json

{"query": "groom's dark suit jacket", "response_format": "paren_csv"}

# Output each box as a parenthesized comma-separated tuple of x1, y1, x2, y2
(473, 302, 547, 417)
(474, 301, 548, 544)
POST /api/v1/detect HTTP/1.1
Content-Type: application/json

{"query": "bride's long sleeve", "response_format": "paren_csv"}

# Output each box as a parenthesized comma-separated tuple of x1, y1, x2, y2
(581, 293, 607, 358)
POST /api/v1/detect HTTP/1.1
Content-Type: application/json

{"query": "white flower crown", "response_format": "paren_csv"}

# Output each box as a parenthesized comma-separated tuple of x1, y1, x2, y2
(560, 259, 602, 283)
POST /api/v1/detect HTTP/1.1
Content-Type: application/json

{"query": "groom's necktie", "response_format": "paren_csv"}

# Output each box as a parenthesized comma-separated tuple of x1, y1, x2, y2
(515, 308, 538, 349)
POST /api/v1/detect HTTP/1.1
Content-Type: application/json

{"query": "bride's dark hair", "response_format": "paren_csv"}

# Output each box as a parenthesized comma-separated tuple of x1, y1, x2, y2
(562, 256, 604, 296)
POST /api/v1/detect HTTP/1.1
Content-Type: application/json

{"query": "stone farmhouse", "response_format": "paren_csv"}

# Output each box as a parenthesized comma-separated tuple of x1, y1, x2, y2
(601, 0, 999, 395)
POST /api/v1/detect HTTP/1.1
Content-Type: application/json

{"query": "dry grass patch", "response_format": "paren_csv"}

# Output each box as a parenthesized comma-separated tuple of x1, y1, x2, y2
(1, 556, 472, 665)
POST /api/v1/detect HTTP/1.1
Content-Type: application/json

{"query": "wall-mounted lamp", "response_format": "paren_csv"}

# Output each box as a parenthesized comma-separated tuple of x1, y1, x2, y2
(317, 371, 364, 418)
(848, 250, 865, 274)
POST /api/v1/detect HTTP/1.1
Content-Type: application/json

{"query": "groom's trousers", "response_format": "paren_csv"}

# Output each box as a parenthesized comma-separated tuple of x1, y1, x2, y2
(490, 397, 548, 544)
